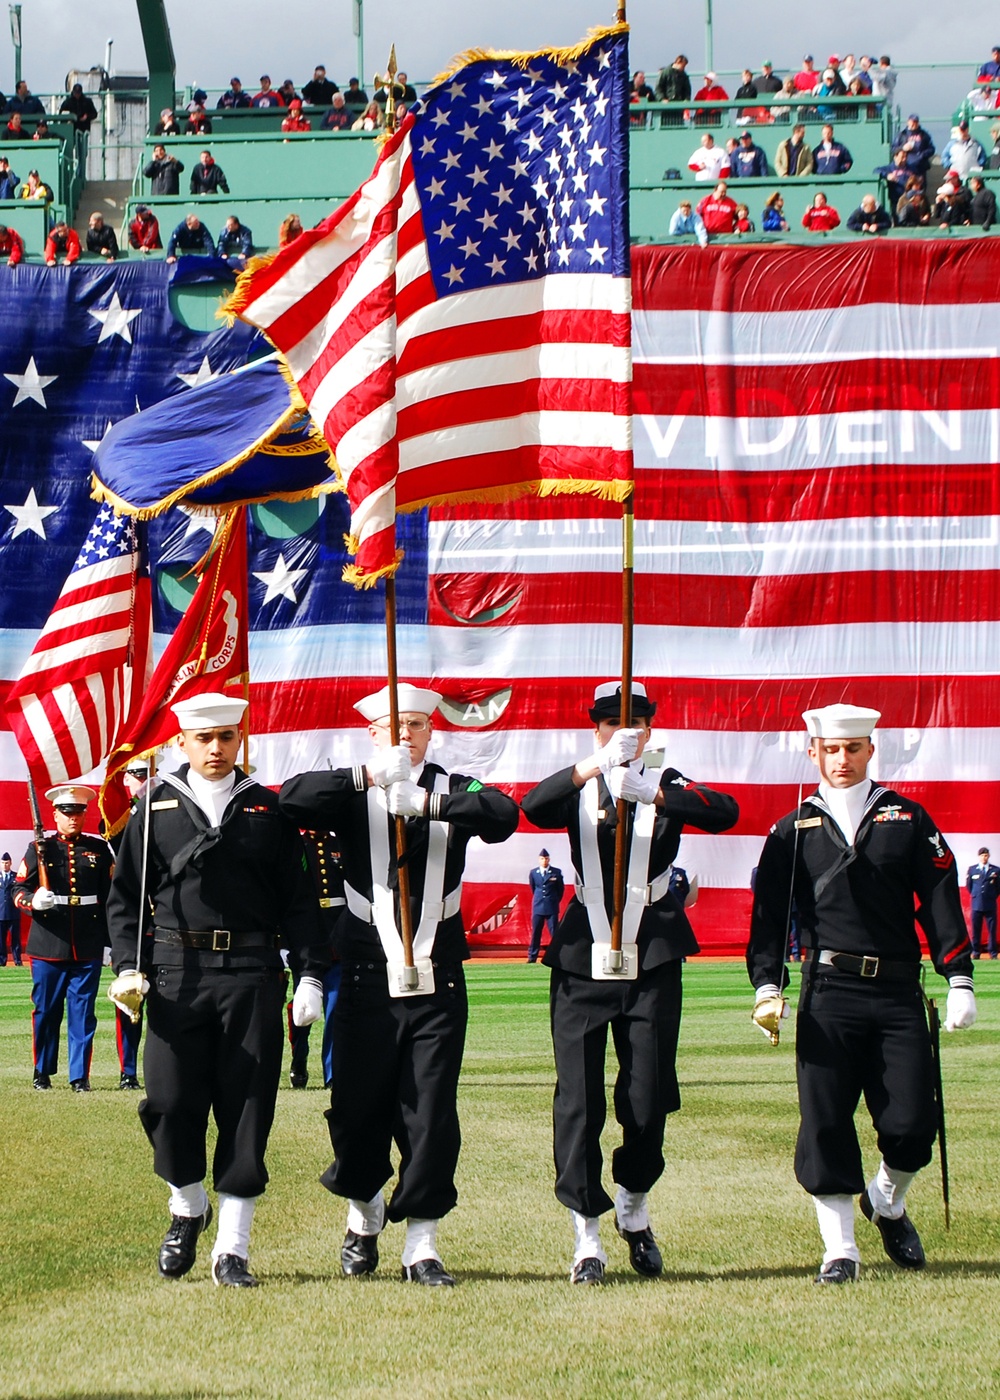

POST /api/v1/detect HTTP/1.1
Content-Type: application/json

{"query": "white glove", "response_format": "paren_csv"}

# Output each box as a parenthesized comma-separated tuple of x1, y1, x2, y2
(108, 969, 150, 1021)
(292, 975, 324, 1027)
(369, 744, 411, 787)
(31, 887, 56, 912)
(618, 764, 660, 805)
(387, 780, 429, 818)
(593, 728, 641, 774)
(944, 986, 976, 1032)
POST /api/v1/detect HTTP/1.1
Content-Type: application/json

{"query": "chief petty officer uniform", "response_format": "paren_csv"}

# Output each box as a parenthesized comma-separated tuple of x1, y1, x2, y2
(522, 681, 739, 1283)
(15, 785, 114, 1090)
(966, 850, 1000, 958)
(747, 703, 976, 1283)
(107, 694, 327, 1286)
(527, 850, 564, 963)
(279, 682, 520, 1285)
(286, 829, 345, 1089)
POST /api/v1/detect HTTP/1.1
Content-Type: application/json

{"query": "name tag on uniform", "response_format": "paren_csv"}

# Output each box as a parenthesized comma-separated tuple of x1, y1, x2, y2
(151, 799, 178, 810)
(795, 817, 823, 829)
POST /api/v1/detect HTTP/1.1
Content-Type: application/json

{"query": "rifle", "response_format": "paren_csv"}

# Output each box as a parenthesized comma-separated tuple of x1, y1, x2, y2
(27, 778, 50, 891)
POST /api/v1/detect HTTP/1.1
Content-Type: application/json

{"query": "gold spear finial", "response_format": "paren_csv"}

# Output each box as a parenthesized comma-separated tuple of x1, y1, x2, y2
(374, 45, 399, 135)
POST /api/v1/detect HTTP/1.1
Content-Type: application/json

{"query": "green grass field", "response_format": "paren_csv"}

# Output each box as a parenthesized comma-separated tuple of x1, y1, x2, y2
(1, 959, 998, 1399)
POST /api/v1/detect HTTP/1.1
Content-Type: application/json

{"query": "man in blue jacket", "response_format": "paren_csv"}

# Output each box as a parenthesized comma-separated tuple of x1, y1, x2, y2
(814, 125, 853, 175)
(728, 130, 769, 179)
(966, 848, 1000, 958)
(527, 849, 564, 963)
(891, 114, 935, 176)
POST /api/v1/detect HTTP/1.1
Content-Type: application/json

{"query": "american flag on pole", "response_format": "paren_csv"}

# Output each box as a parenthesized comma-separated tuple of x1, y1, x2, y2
(5, 503, 152, 787)
(228, 24, 633, 586)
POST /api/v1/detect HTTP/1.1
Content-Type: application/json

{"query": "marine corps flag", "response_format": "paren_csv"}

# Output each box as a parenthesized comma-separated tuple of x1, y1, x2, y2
(99, 508, 249, 836)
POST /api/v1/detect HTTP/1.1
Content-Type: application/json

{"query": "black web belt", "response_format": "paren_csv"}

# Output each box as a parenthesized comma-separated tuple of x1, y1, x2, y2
(154, 927, 280, 952)
(804, 948, 920, 981)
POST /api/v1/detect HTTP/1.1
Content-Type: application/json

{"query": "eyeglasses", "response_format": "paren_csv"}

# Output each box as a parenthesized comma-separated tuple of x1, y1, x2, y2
(55, 804, 87, 815)
(373, 716, 429, 733)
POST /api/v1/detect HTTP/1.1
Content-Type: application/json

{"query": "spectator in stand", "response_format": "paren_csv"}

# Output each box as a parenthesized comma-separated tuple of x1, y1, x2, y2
(394, 73, 418, 105)
(693, 72, 728, 126)
(128, 203, 162, 252)
(840, 55, 858, 87)
(762, 191, 789, 230)
(281, 99, 311, 133)
(846, 194, 891, 233)
(668, 198, 708, 246)
(756, 61, 783, 93)
(978, 46, 1000, 84)
(0, 223, 24, 265)
(278, 212, 303, 246)
(3, 111, 26, 140)
(875, 146, 913, 206)
(631, 70, 654, 101)
(655, 55, 690, 126)
(7, 81, 44, 116)
(302, 66, 338, 106)
(185, 89, 208, 114)
(892, 114, 935, 177)
(801, 190, 841, 232)
(86, 211, 119, 260)
(775, 124, 814, 176)
(735, 202, 754, 233)
(697, 180, 738, 235)
(185, 106, 213, 137)
(217, 214, 253, 266)
(735, 69, 757, 101)
(871, 56, 897, 103)
(688, 131, 730, 180)
(154, 108, 182, 136)
(824, 57, 847, 95)
(252, 76, 284, 109)
(969, 82, 999, 114)
(0, 156, 18, 198)
(190, 150, 229, 196)
(144, 144, 184, 195)
(352, 100, 384, 132)
(44, 220, 81, 265)
(217, 78, 251, 110)
(772, 76, 798, 122)
(321, 93, 351, 130)
(941, 120, 987, 180)
(895, 176, 931, 227)
(33, 118, 51, 140)
(16, 168, 52, 201)
(60, 83, 99, 133)
(968, 174, 997, 228)
(793, 56, 819, 93)
(934, 172, 972, 227)
(844, 76, 867, 119)
(279, 80, 301, 107)
(814, 124, 853, 174)
(814, 70, 843, 122)
(342, 78, 369, 112)
(853, 56, 875, 93)
(166, 212, 214, 262)
(729, 129, 768, 178)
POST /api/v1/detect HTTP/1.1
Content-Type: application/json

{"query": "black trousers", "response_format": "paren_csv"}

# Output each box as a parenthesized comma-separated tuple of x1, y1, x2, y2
(794, 967, 936, 1196)
(321, 962, 468, 1222)
(550, 961, 682, 1217)
(138, 964, 285, 1197)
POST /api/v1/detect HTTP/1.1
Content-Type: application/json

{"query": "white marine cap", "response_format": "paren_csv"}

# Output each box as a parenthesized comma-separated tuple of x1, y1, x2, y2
(171, 692, 249, 730)
(803, 703, 881, 739)
(45, 784, 98, 807)
(354, 683, 442, 723)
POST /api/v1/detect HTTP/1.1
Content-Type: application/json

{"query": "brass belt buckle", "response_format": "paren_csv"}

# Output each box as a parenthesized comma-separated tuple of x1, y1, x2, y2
(68, 895, 80, 906)
(211, 929, 231, 951)
(859, 954, 879, 978)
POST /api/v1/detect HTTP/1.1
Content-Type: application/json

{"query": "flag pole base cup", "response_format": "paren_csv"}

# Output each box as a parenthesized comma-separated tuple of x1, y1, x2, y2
(591, 943, 638, 981)
(388, 958, 435, 998)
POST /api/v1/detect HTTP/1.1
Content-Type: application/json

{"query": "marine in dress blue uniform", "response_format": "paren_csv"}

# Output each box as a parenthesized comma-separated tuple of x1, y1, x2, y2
(14, 786, 113, 1091)
(526, 849, 564, 962)
(286, 829, 344, 1089)
(966, 848, 999, 958)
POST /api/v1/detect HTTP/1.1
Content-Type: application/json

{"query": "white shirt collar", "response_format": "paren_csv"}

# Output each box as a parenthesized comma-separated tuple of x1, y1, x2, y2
(186, 767, 237, 826)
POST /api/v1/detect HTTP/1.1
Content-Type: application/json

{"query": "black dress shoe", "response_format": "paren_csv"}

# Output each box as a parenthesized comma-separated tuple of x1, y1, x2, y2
(859, 1189, 926, 1270)
(32, 1072, 51, 1091)
(159, 1203, 213, 1278)
(118, 1073, 141, 1090)
(402, 1258, 455, 1286)
(341, 1230, 379, 1276)
(571, 1256, 605, 1285)
(615, 1221, 663, 1277)
(814, 1258, 860, 1284)
(70, 1078, 91, 1093)
(289, 1061, 309, 1089)
(212, 1253, 260, 1288)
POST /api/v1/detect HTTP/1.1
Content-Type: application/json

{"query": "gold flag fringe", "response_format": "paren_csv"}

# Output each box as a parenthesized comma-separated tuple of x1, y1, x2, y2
(428, 22, 628, 91)
(221, 251, 279, 325)
(343, 546, 406, 589)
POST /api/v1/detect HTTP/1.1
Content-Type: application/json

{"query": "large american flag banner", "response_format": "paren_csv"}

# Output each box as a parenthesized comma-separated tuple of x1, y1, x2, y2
(229, 25, 633, 586)
(5, 503, 151, 789)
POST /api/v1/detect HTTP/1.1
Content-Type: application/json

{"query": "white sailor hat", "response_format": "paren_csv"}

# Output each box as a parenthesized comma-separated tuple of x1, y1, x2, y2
(171, 692, 248, 730)
(354, 683, 442, 723)
(589, 680, 657, 722)
(803, 703, 881, 739)
(46, 784, 98, 807)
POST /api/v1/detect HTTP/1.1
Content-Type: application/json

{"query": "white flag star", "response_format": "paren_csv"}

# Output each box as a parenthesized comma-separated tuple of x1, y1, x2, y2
(5, 356, 58, 408)
(82, 420, 115, 452)
(253, 553, 308, 604)
(586, 240, 608, 265)
(176, 356, 219, 389)
(4, 487, 59, 540)
(177, 506, 220, 539)
(89, 292, 142, 345)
